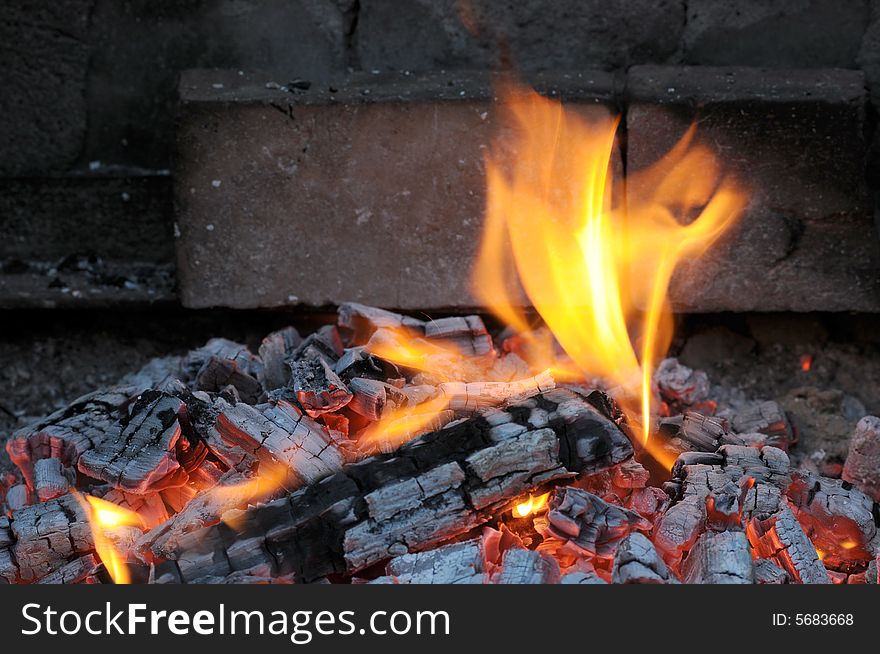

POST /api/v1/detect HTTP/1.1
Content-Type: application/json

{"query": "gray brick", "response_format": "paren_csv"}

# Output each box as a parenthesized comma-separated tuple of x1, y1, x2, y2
(626, 66, 878, 312)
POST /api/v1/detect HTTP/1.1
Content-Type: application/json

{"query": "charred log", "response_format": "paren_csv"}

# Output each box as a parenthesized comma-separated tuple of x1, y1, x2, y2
(682, 530, 754, 584)
(612, 533, 678, 584)
(842, 416, 880, 503)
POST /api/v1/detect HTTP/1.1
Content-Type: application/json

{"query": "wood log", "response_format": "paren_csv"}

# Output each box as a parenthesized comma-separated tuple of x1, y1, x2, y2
(786, 471, 877, 572)
(5, 387, 135, 488)
(491, 548, 560, 584)
(288, 356, 353, 417)
(682, 530, 754, 584)
(747, 504, 830, 584)
(371, 539, 485, 584)
(5, 484, 30, 513)
(537, 487, 650, 560)
(348, 378, 391, 421)
(842, 416, 880, 502)
(437, 371, 555, 412)
(2, 494, 93, 583)
(35, 554, 100, 585)
(33, 458, 71, 502)
(424, 316, 494, 357)
(612, 532, 678, 584)
(337, 302, 425, 344)
(730, 400, 795, 450)
(754, 558, 791, 584)
(184, 338, 263, 403)
(151, 388, 633, 582)
(659, 412, 742, 453)
(257, 326, 302, 391)
(78, 391, 189, 494)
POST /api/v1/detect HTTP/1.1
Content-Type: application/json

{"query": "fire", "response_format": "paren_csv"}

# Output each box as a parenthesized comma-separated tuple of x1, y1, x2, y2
(75, 493, 144, 584)
(358, 395, 453, 454)
(473, 81, 746, 453)
(512, 492, 550, 518)
(800, 354, 813, 372)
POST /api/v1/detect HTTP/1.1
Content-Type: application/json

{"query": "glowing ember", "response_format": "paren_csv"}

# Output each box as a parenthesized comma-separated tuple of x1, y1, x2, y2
(800, 354, 813, 372)
(512, 492, 550, 518)
(75, 493, 144, 584)
(473, 80, 746, 454)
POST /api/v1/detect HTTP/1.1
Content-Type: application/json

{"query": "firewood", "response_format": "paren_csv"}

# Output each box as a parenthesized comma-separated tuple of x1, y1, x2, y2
(121, 356, 183, 393)
(537, 487, 650, 560)
(437, 370, 555, 412)
(754, 558, 791, 584)
(559, 560, 608, 584)
(5, 484, 30, 513)
(35, 554, 100, 585)
(659, 412, 742, 452)
(288, 356, 352, 417)
(5, 387, 135, 489)
(491, 548, 560, 584)
(747, 504, 830, 584)
(33, 458, 71, 502)
(730, 400, 794, 450)
(654, 358, 711, 409)
(98, 489, 170, 529)
(842, 416, 880, 502)
(2, 494, 93, 583)
(205, 398, 348, 487)
(335, 346, 400, 382)
(258, 326, 302, 391)
(348, 378, 389, 421)
(424, 316, 494, 357)
(77, 391, 189, 494)
(612, 532, 678, 584)
(372, 539, 485, 584)
(184, 338, 264, 403)
(358, 408, 457, 455)
(612, 459, 650, 489)
(289, 325, 345, 365)
(682, 530, 754, 584)
(786, 471, 877, 572)
(150, 389, 633, 582)
(337, 302, 426, 344)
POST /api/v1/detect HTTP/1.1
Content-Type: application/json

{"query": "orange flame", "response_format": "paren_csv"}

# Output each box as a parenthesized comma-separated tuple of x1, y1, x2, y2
(473, 81, 746, 454)
(512, 492, 550, 518)
(358, 395, 453, 453)
(75, 493, 144, 584)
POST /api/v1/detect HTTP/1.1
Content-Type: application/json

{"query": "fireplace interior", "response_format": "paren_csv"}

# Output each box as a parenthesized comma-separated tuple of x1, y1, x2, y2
(2, 1, 880, 586)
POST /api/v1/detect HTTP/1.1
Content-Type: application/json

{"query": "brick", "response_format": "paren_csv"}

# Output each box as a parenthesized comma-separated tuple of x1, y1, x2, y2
(174, 69, 618, 310)
(356, 0, 684, 73)
(0, 1, 93, 175)
(626, 66, 878, 312)
(683, 0, 870, 67)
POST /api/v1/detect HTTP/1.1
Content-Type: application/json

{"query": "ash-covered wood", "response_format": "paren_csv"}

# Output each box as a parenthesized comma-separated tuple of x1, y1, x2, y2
(754, 558, 791, 584)
(654, 358, 711, 409)
(78, 391, 189, 494)
(289, 356, 353, 417)
(786, 471, 877, 572)
(372, 539, 485, 584)
(5, 387, 135, 489)
(334, 346, 400, 382)
(337, 302, 425, 343)
(289, 325, 345, 365)
(36, 554, 100, 584)
(2, 494, 93, 583)
(424, 316, 494, 357)
(538, 487, 650, 560)
(258, 326, 301, 391)
(5, 484, 30, 513)
(842, 415, 880, 502)
(33, 458, 71, 501)
(730, 401, 794, 450)
(747, 504, 830, 584)
(348, 378, 390, 420)
(682, 530, 754, 584)
(491, 548, 560, 584)
(612, 532, 677, 584)
(151, 389, 633, 582)
(437, 371, 555, 412)
(184, 338, 263, 403)
(659, 412, 742, 453)
(206, 398, 348, 486)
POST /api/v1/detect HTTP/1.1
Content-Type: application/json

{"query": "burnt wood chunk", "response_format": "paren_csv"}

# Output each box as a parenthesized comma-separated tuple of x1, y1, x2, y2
(36, 554, 100, 585)
(437, 371, 555, 412)
(682, 530, 754, 584)
(78, 391, 188, 494)
(539, 487, 650, 560)
(654, 358, 711, 409)
(207, 399, 346, 486)
(337, 303, 426, 344)
(424, 316, 494, 357)
(185, 338, 264, 403)
(5, 387, 134, 488)
(289, 325, 344, 365)
(33, 458, 71, 502)
(289, 356, 353, 417)
(348, 378, 389, 420)
(491, 549, 560, 584)
(335, 346, 400, 382)
(258, 326, 302, 391)
(786, 471, 877, 572)
(747, 504, 830, 584)
(731, 401, 794, 449)
(373, 539, 484, 584)
(6, 494, 93, 583)
(5, 485, 30, 513)
(612, 533, 678, 584)
(660, 412, 741, 453)
(754, 558, 791, 584)
(155, 389, 633, 582)
(842, 416, 880, 502)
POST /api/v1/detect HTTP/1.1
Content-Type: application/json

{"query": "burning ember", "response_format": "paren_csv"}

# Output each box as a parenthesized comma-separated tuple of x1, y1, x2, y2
(0, 82, 877, 587)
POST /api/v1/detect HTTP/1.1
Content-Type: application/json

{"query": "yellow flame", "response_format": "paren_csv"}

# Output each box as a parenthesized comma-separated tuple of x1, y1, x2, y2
(364, 328, 474, 382)
(358, 395, 453, 453)
(75, 493, 143, 584)
(473, 81, 746, 453)
(513, 492, 550, 518)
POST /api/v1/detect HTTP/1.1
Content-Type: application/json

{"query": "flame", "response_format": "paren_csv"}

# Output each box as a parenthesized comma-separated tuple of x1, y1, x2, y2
(473, 81, 746, 454)
(365, 328, 473, 381)
(75, 493, 144, 584)
(358, 395, 453, 453)
(512, 492, 550, 518)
